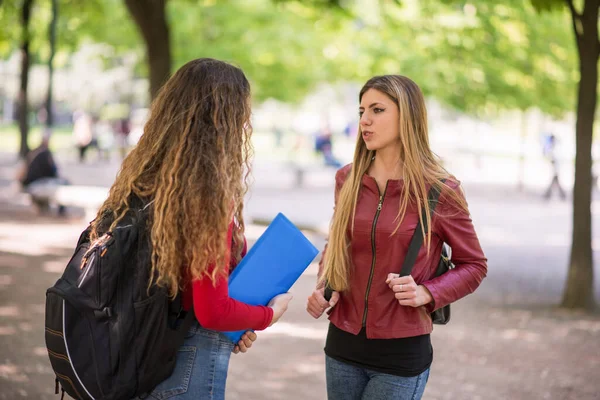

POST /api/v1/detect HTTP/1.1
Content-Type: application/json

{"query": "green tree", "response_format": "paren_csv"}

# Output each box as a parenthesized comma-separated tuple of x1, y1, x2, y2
(399, 1, 576, 189)
(393, 0, 592, 309)
(323, 0, 592, 308)
(120, 0, 353, 102)
(1, 0, 116, 153)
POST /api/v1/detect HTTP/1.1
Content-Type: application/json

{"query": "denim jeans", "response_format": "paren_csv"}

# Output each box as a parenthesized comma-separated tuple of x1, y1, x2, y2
(325, 356, 430, 400)
(145, 321, 234, 400)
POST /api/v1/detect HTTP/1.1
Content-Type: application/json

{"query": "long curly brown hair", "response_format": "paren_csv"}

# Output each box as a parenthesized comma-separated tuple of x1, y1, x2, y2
(90, 58, 253, 296)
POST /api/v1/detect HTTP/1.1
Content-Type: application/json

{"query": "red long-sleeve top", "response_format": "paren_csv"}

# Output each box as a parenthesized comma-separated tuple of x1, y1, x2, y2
(182, 222, 273, 331)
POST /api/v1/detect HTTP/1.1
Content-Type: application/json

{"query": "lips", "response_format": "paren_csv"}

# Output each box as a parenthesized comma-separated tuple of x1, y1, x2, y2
(362, 130, 374, 140)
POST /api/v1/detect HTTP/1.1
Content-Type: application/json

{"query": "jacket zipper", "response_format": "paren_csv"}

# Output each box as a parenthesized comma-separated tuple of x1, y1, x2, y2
(96, 235, 113, 307)
(362, 181, 388, 326)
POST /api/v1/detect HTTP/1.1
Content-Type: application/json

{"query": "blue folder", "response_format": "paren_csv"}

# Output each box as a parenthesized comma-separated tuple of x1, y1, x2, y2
(222, 213, 319, 343)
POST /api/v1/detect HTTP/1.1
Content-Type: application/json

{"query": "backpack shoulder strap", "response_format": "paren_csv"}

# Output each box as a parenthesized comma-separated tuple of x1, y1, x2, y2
(399, 179, 446, 277)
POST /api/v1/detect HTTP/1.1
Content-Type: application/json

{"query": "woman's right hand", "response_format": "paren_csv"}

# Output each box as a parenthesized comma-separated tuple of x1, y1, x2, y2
(267, 293, 294, 326)
(306, 287, 339, 319)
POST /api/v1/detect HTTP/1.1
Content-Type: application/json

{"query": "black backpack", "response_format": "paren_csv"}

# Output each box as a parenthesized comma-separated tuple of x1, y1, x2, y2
(44, 206, 194, 400)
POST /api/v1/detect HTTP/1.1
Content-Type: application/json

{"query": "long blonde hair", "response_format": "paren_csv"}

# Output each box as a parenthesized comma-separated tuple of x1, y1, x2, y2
(321, 75, 467, 292)
(90, 58, 253, 296)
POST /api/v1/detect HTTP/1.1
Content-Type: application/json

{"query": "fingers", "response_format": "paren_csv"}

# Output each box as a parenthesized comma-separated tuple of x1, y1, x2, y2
(244, 331, 257, 342)
(386, 274, 420, 307)
(394, 290, 416, 300)
(307, 307, 323, 319)
(234, 331, 257, 355)
(280, 292, 294, 305)
(398, 298, 420, 307)
(275, 292, 294, 308)
(392, 282, 417, 293)
(237, 341, 248, 353)
(386, 273, 399, 284)
(268, 292, 294, 308)
(236, 337, 250, 353)
(329, 291, 340, 307)
(314, 289, 330, 309)
(306, 289, 339, 319)
(306, 297, 325, 319)
(387, 275, 416, 290)
(241, 333, 253, 348)
(306, 290, 327, 318)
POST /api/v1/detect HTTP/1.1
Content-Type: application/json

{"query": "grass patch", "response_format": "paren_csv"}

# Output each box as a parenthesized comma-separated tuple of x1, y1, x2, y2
(0, 124, 74, 154)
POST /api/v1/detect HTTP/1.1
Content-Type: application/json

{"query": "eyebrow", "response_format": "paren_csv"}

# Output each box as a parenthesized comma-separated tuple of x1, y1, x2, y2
(359, 102, 385, 110)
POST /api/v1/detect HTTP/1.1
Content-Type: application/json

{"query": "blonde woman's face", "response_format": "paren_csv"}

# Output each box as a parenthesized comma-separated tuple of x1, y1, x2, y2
(359, 88, 400, 152)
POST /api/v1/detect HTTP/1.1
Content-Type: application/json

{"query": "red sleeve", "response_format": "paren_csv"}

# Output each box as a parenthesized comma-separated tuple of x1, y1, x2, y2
(192, 268, 273, 331)
(241, 236, 247, 258)
(422, 181, 487, 312)
(192, 225, 273, 331)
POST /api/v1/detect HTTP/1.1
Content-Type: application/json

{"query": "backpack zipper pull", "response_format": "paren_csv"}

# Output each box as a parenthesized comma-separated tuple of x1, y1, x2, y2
(60, 388, 65, 400)
(55, 378, 59, 394)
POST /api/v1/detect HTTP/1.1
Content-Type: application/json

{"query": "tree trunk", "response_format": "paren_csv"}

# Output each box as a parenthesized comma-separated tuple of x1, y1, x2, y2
(123, 0, 171, 100)
(562, 0, 599, 309)
(45, 0, 58, 128)
(18, 0, 34, 158)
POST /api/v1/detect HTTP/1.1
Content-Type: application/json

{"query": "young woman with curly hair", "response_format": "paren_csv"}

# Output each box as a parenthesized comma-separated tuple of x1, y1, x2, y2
(90, 58, 293, 400)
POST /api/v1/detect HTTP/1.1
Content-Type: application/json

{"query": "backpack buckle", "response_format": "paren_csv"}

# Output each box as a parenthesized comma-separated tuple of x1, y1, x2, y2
(94, 307, 113, 319)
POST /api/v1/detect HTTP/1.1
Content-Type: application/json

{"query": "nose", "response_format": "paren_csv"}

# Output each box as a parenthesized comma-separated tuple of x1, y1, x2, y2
(360, 113, 372, 127)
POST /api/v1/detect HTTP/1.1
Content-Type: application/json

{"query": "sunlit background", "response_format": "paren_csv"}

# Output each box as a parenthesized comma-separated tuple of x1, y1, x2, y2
(0, 0, 599, 399)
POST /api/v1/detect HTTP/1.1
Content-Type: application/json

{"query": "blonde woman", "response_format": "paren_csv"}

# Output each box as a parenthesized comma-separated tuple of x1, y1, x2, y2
(90, 58, 293, 399)
(307, 75, 487, 400)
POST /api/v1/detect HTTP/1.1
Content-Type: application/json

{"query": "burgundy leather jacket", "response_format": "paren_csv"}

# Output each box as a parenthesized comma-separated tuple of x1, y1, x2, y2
(319, 164, 487, 339)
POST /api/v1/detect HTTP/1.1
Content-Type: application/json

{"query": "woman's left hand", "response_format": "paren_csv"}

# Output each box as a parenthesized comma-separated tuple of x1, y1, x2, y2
(386, 274, 433, 307)
(233, 331, 257, 354)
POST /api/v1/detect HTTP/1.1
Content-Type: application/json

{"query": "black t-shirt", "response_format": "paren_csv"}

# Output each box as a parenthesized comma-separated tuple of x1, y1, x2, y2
(22, 147, 57, 186)
(324, 323, 433, 377)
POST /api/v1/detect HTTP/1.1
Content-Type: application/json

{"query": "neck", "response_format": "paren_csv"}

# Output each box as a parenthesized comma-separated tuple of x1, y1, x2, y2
(372, 144, 403, 179)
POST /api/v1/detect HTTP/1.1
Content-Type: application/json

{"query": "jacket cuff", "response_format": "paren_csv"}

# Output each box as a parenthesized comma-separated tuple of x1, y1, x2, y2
(422, 282, 440, 313)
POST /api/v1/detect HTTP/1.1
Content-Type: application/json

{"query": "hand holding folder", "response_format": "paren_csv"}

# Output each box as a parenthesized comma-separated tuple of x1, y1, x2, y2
(222, 213, 319, 343)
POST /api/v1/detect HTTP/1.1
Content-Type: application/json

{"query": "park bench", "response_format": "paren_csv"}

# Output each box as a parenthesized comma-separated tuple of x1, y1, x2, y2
(25, 184, 108, 220)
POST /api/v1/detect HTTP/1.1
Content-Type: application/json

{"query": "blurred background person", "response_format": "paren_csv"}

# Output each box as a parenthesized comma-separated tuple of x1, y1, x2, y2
(72, 110, 97, 163)
(315, 126, 342, 168)
(16, 129, 69, 215)
(114, 116, 131, 160)
(542, 133, 567, 200)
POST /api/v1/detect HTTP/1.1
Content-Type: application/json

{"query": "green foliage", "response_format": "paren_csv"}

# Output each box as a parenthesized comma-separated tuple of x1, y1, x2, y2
(348, 0, 577, 116)
(529, 0, 566, 12)
(0, 0, 24, 58)
(169, 0, 353, 102)
(0, 0, 137, 65)
(0, 0, 580, 116)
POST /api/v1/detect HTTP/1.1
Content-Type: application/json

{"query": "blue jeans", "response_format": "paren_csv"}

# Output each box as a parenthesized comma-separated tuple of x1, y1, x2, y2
(145, 322, 234, 400)
(326, 356, 430, 400)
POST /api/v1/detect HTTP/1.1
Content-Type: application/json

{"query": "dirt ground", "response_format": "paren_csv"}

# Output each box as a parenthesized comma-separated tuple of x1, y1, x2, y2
(0, 203, 599, 400)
